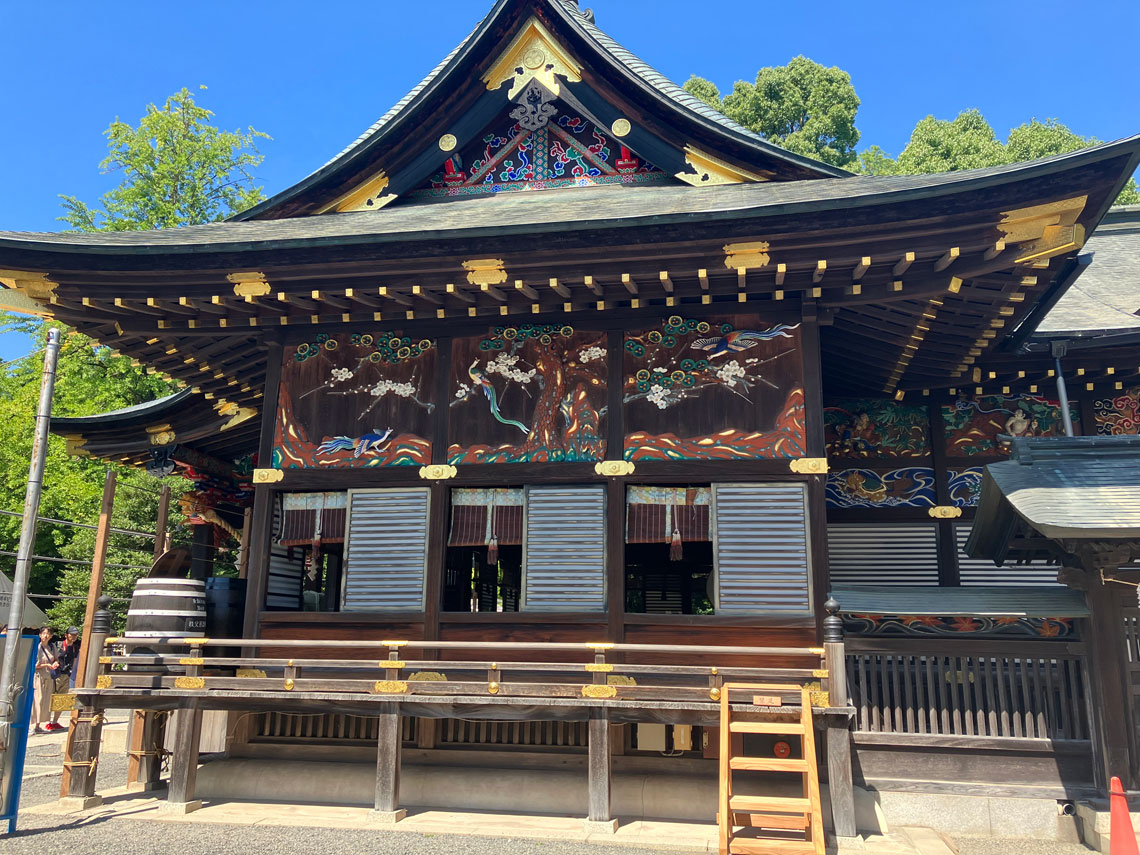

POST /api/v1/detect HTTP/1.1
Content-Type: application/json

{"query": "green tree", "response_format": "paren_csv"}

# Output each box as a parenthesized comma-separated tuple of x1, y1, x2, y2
(858, 111, 1138, 205)
(0, 86, 268, 632)
(682, 75, 723, 111)
(59, 86, 268, 232)
(683, 57, 861, 168)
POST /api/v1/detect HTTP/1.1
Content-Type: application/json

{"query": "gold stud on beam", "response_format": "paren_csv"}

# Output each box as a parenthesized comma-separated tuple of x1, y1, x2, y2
(697, 269, 709, 290)
(853, 256, 871, 281)
(621, 274, 638, 295)
(514, 280, 538, 300)
(468, 307, 477, 317)
(701, 294, 711, 304)
(983, 239, 1006, 261)
(584, 275, 603, 297)
(849, 283, 862, 296)
(311, 290, 321, 300)
(999, 306, 1015, 316)
(773, 290, 784, 301)
(596, 300, 606, 311)
(811, 286, 822, 298)
(549, 277, 570, 298)
(1020, 276, 1038, 287)
(631, 298, 641, 309)
(530, 303, 541, 314)
(893, 251, 915, 276)
(211, 295, 222, 305)
(437, 309, 446, 319)
(947, 277, 962, 294)
(665, 296, 676, 307)
(891, 281, 903, 292)
(775, 263, 786, 286)
(563, 302, 573, 312)
(499, 305, 508, 316)
(659, 271, 673, 294)
(813, 260, 827, 283)
(934, 247, 960, 272)
(344, 288, 354, 298)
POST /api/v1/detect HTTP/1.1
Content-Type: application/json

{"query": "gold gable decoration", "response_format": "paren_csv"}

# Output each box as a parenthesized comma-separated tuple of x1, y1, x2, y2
(998, 196, 1087, 264)
(676, 147, 766, 187)
(319, 169, 394, 214)
(482, 16, 583, 99)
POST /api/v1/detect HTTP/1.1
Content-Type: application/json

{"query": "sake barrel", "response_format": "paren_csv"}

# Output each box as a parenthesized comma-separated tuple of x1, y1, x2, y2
(125, 578, 207, 667)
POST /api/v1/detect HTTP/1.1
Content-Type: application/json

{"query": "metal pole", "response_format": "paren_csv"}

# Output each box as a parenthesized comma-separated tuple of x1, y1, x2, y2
(0, 329, 62, 741)
(1054, 356, 1075, 438)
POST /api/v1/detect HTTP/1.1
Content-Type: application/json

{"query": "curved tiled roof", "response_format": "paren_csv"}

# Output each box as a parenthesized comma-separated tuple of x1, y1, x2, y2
(234, 0, 845, 220)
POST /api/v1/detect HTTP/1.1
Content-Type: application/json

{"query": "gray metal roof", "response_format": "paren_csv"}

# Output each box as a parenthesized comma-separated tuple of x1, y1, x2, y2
(1038, 205, 1140, 334)
(829, 584, 1088, 617)
(7, 140, 1138, 255)
(970, 436, 1140, 552)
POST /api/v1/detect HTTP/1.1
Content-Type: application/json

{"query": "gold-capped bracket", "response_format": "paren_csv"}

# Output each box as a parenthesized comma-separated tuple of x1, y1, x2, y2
(594, 460, 634, 477)
(253, 468, 284, 484)
(228, 271, 271, 298)
(789, 458, 828, 474)
(463, 258, 508, 287)
(723, 241, 771, 272)
(419, 464, 457, 480)
(582, 684, 617, 699)
(373, 680, 408, 694)
(146, 423, 176, 446)
(928, 505, 963, 519)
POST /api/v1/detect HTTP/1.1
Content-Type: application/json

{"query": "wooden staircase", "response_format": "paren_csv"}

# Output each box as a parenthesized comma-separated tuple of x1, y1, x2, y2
(718, 683, 824, 855)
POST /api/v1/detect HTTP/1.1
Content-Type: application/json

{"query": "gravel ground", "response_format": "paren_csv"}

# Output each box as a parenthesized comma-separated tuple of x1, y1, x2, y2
(7, 727, 1101, 854)
(7, 724, 658, 855)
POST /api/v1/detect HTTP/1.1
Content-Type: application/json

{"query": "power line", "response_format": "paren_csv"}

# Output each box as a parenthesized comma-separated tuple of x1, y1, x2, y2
(0, 508, 157, 540)
(0, 550, 150, 571)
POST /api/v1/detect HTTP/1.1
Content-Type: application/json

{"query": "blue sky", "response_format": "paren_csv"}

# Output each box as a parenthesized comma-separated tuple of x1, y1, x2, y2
(1, 0, 1137, 361)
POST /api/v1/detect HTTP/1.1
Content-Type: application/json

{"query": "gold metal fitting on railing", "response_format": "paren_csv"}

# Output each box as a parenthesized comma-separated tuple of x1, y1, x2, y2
(382, 640, 409, 647)
(96, 675, 112, 689)
(173, 677, 205, 690)
(585, 663, 613, 672)
(284, 678, 295, 691)
(373, 681, 408, 694)
(709, 687, 722, 701)
(179, 658, 205, 666)
(488, 681, 500, 695)
(379, 661, 406, 669)
(582, 684, 617, 699)
(586, 642, 615, 650)
(97, 656, 111, 665)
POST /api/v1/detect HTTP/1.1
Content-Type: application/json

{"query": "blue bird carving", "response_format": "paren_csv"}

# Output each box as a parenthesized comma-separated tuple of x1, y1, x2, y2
(690, 324, 795, 358)
(317, 427, 394, 458)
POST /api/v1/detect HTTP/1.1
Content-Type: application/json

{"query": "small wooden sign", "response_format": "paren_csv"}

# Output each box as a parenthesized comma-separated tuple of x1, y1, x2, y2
(752, 695, 782, 707)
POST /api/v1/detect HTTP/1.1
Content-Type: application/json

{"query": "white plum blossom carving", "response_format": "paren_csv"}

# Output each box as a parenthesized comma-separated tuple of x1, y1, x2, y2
(577, 345, 605, 363)
(370, 379, 417, 399)
(485, 351, 537, 384)
(455, 382, 471, 399)
(330, 367, 353, 382)
(714, 360, 747, 386)
(646, 384, 671, 409)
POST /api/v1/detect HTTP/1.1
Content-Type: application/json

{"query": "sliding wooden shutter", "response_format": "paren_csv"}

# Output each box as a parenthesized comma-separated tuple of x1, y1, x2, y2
(522, 485, 607, 611)
(712, 483, 812, 615)
(827, 523, 941, 586)
(342, 488, 430, 611)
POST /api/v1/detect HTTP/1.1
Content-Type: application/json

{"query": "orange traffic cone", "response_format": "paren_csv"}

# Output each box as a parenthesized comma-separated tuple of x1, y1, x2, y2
(1111, 776, 1139, 855)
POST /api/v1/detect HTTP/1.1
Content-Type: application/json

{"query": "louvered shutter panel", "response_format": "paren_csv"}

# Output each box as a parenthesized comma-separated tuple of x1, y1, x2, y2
(712, 483, 812, 614)
(955, 522, 1060, 586)
(342, 488, 430, 611)
(522, 485, 606, 611)
(827, 523, 941, 585)
(266, 547, 305, 610)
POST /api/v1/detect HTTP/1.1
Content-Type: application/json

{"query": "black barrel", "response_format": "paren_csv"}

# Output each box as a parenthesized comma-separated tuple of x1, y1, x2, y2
(204, 577, 247, 660)
(125, 578, 206, 667)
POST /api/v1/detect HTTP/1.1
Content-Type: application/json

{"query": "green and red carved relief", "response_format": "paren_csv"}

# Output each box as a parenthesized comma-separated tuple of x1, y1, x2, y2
(622, 315, 805, 461)
(942, 394, 1075, 457)
(447, 324, 607, 464)
(825, 399, 930, 458)
(273, 332, 435, 468)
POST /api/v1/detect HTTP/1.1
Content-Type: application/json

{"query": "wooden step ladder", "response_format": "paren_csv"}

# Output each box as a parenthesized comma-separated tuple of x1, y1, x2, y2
(718, 683, 824, 855)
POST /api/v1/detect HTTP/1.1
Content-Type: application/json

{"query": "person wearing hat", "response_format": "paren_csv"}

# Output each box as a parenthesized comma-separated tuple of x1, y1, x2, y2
(49, 626, 81, 731)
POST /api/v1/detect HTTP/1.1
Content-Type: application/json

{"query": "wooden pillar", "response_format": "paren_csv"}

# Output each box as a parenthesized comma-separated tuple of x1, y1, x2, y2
(800, 309, 831, 634)
(242, 337, 283, 640)
(164, 704, 204, 813)
(586, 708, 616, 831)
(74, 470, 115, 689)
(605, 327, 626, 644)
(188, 522, 213, 580)
(127, 710, 166, 789)
(1084, 573, 1132, 791)
(237, 507, 253, 579)
(823, 597, 856, 838)
(928, 400, 961, 586)
(59, 596, 112, 805)
(372, 702, 405, 822)
(153, 485, 171, 562)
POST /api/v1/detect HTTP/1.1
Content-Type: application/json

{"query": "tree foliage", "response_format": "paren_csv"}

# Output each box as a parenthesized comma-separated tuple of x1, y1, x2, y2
(0, 87, 268, 632)
(683, 57, 860, 168)
(59, 86, 268, 232)
(856, 111, 1138, 205)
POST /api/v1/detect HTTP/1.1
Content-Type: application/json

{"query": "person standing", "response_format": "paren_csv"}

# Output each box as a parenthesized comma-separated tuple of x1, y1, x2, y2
(31, 626, 61, 734)
(50, 626, 81, 729)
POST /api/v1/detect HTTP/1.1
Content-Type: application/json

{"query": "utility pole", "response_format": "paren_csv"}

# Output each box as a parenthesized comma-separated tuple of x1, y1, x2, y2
(0, 328, 62, 771)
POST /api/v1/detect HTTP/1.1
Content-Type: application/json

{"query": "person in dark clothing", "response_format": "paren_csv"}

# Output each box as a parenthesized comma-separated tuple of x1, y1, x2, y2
(50, 627, 81, 729)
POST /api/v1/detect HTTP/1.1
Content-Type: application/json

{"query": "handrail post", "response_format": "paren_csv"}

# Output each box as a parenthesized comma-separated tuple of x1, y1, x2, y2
(59, 596, 113, 807)
(371, 701, 405, 824)
(823, 596, 856, 839)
